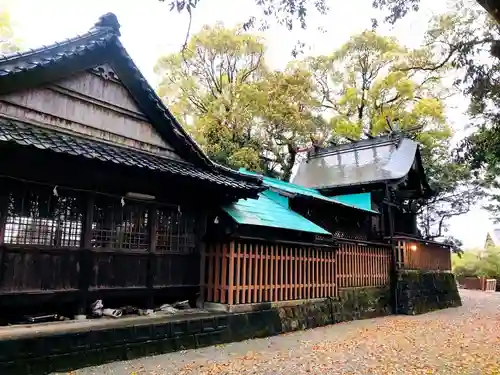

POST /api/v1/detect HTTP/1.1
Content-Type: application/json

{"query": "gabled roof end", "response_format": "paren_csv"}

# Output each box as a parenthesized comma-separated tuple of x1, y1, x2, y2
(91, 12, 121, 36)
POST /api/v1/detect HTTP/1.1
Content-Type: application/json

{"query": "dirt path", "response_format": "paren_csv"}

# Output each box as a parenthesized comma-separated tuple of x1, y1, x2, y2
(70, 290, 500, 375)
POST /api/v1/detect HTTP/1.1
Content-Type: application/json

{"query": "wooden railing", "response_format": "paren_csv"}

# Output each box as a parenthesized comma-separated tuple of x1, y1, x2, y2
(203, 239, 337, 305)
(336, 241, 392, 289)
(394, 236, 452, 271)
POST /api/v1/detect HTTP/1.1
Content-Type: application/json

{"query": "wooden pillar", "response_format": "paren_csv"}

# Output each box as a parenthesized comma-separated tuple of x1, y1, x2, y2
(146, 205, 158, 309)
(0, 187, 9, 290)
(228, 241, 235, 305)
(198, 214, 208, 305)
(385, 184, 398, 314)
(77, 194, 94, 317)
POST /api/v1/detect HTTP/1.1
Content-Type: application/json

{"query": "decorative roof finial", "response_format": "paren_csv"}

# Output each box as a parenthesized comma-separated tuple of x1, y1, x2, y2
(93, 12, 121, 36)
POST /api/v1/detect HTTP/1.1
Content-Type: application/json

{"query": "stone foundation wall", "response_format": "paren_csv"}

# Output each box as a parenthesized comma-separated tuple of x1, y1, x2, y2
(276, 287, 392, 333)
(0, 287, 391, 374)
(0, 279, 461, 374)
(396, 271, 462, 315)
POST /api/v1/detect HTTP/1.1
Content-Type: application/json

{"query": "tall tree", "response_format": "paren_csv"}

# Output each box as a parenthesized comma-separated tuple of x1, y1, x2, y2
(154, 23, 266, 170)
(307, 31, 450, 140)
(242, 67, 325, 180)
(155, 24, 324, 177)
(405, 1, 500, 220)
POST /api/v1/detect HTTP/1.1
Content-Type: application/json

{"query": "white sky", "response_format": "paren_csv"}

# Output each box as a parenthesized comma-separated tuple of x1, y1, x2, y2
(0, 0, 492, 248)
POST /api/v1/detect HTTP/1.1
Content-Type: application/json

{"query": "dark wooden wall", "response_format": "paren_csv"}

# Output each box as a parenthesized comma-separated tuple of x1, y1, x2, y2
(0, 172, 207, 318)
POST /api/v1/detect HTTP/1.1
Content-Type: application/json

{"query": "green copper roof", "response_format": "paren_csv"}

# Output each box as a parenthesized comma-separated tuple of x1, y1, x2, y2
(223, 193, 330, 235)
(238, 168, 378, 214)
(331, 193, 373, 212)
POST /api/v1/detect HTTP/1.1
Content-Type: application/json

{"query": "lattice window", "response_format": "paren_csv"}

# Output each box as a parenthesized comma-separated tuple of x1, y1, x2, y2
(156, 207, 197, 254)
(3, 184, 84, 247)
(91, 197, 149, 251)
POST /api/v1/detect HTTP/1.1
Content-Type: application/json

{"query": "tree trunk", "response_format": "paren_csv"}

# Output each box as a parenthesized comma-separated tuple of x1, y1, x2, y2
(282, 144, 297, 182)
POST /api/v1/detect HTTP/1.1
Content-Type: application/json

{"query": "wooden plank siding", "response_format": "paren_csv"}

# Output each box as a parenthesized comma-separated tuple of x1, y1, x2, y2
(203, 239, 393, 306)
(395, 238, 452, 271)
(0, 65, 181, 159)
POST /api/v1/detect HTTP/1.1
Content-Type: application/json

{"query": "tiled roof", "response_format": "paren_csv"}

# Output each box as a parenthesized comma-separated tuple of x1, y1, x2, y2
(0, 118, 262, 191)
(0, 12, 262, 191)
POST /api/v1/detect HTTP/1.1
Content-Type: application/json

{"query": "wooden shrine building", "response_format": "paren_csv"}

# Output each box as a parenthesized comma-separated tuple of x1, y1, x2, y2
(203, 169, 391, 309)
(292, 134, 452, 271)
(0, 13, 263, 320)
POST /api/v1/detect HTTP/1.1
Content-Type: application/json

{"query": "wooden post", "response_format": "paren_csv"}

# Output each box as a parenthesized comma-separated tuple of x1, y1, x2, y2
(146, 205, 158, 309)
(214, 243, 221, 302)
(198, 215, 208, 305)
(279, 245, 284, 301)
(0, 187, 9, 289)
(263, 244, 269, 302)
(385, 184, 398, 314)
(221, 242, 228, 304)
(241, 242, 247, 304)
(207, 243, 214, 302)
(252, 244, 258, 303)
(273, 244, 278, 301)
(235, 241, 241, 304)
(77, 194, 94, 317)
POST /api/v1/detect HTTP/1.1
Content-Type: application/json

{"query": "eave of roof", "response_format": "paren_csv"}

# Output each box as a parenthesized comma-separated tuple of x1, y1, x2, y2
(0, 12, 263, 191)
(238, 168, 379, 214)
(0, 117, 263, 193)
(223, 193, 331, 235)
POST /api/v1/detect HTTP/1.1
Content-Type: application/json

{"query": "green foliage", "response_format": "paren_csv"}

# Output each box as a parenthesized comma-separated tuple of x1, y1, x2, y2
(453, 247, 500, 278)
(155, 24, 324, 177)
(242, 67, 323, 179)
(306, 31, 451, 140)
(373, 0, 498, 26)
(409, 1, 500, 221)
(155, 23, 266, 170)
(0, 9, 20, 53)
(304, 31, 477, 239)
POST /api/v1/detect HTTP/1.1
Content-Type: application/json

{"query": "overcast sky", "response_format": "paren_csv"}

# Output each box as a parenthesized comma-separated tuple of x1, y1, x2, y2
(0, 0, 492, 248)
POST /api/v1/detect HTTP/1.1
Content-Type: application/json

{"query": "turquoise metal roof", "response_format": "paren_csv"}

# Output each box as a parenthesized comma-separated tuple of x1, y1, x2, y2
(223, 193, 331, 235)
(331, 193, 373, 212)
(239, 168, 378, 214)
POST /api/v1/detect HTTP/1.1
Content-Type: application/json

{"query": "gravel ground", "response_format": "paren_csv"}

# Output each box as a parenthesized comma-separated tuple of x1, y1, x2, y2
(68, 290, 500, 375)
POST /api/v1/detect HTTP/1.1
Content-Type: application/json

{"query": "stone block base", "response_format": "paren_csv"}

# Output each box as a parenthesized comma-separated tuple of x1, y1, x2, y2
(396, 271, 462, 315)
(0, 287, 391, 374)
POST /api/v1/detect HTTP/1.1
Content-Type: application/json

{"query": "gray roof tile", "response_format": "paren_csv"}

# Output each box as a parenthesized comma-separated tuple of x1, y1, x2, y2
(0, 118, 260, 191)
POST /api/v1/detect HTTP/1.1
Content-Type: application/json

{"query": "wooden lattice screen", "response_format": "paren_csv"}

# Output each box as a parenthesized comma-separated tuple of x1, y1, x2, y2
(203, 240, 337, 305)
(203, 239, 394, 306)
(336, 241, 392, 289)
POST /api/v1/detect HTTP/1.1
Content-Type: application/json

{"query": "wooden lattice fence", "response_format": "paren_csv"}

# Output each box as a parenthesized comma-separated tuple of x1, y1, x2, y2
(203, 239, 393, 306)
